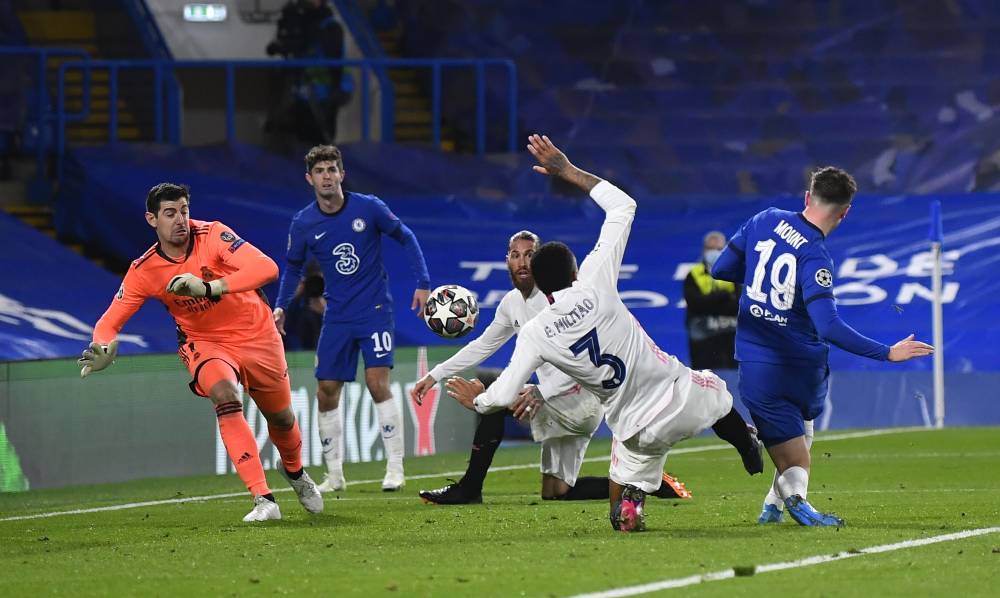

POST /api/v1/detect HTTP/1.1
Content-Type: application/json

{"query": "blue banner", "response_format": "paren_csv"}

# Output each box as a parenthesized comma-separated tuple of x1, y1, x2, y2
(47, 145, 1000, 375)
(388, 192, 1000, 374)
(0, 212, 174, 360)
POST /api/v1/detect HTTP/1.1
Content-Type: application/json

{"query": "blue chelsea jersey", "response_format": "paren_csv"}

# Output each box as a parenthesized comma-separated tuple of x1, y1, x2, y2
(283, 192, 401, 321)
(723, 208, 837, 367)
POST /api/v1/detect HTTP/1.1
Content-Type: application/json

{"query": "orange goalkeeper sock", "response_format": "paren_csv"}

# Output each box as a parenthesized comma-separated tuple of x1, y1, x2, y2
(215, 402, 270, 496)
(267, 419, 303, 474)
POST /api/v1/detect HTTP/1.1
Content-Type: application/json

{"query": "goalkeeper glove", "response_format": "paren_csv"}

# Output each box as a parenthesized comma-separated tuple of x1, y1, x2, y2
(79, 340, 119, 378)
(166, 273, 224, 300)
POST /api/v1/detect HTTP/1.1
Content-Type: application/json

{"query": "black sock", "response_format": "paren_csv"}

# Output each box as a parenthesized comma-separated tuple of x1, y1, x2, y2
(457, 410, 508, 494)
(559, 477, 610, 500)
(285, 467, 303, 480)
(651, 481, 677, 499)
(262, 493, 276, 503)
(711, 408, 754, 454)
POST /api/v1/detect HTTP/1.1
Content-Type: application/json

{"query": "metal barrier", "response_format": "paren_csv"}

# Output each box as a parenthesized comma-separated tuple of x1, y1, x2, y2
(54, 57, 518, 178)
(0, 46, 90, 197)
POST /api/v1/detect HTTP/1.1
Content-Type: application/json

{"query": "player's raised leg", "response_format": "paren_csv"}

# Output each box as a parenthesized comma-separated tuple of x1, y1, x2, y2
(367, 367, 405, 491)
(710, 407, 764, 475)
(684, 369, 763, 475)
(316, 380, 347, 492)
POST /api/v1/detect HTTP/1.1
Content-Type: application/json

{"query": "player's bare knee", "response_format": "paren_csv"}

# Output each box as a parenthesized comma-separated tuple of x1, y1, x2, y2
(365, 368, 392, 403)
(261, 407, 295, 429)
(542, 475, 571, 499)
(207, 381, 242, 407)
(369, 388, 393, 403)
(316, 380, 342, 411)
(367, 379, 393, 403)
(317, 392, 340, 411)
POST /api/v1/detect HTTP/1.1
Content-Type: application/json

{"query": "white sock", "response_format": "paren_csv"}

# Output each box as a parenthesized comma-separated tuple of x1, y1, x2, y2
(375, 399, 404, 470)
(764, 472, 784, 509)
(317, 406, 343, 478)
(777, 465, 809, 501)
(764, 422, 815, 510)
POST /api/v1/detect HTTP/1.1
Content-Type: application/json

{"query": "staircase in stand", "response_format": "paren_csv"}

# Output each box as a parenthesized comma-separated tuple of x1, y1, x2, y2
(376, 26, 455, 151)
(15, 0, 155, 145)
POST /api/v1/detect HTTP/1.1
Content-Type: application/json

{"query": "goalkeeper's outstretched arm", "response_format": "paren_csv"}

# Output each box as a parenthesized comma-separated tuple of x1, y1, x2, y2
(84, 274, 145, 378)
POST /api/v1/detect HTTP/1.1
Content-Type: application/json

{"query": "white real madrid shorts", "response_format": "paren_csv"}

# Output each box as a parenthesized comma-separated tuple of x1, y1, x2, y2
(532, 386, 603, 487)
(609, 369, 733, 493)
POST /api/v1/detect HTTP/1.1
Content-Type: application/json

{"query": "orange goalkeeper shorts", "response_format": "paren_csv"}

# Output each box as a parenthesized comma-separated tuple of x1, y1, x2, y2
(178, 327, 291, 413)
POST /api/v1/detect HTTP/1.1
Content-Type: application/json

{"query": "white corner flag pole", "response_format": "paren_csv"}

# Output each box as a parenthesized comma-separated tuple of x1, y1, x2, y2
(929, 200, 945, 429)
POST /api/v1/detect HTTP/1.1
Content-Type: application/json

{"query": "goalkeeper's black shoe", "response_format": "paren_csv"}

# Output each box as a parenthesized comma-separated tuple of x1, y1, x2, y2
(419, 481, 482, 505)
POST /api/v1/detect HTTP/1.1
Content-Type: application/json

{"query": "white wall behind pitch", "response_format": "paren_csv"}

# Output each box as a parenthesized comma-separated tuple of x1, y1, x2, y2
(146, 0, 279, 59)
(144, 0, 379, 143)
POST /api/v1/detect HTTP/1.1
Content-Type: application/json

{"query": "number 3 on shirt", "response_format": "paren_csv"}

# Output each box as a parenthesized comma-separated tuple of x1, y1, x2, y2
(570, 328, 626, 389)
(746, 239, 797, 311)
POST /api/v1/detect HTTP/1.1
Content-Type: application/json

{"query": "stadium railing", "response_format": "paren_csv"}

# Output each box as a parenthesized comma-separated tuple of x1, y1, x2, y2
(119, 0, 174, 60)
(54, 57, 518, 179)
(0, 46, 90, 199)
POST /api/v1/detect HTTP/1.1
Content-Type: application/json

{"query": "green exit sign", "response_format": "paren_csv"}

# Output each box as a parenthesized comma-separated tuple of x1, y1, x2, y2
(183, 3, 228, 22)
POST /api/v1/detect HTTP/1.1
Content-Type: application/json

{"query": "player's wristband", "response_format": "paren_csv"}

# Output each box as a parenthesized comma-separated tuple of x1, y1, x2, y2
(205, 279, 224, 301)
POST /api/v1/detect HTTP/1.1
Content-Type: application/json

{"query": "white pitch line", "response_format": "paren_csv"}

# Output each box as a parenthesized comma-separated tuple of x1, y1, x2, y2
(0, 427, 928, 523)
(570, 527, 1000, 598)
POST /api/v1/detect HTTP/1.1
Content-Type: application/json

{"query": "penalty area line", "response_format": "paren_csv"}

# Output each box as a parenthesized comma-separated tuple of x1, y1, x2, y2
(0, 426, 928, 523)
(569, 526, 1000, 598)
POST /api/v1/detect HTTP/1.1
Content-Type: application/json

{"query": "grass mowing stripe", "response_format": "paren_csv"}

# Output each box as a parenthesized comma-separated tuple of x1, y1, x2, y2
(0, 427, 929, 523)
(570, 526, 1000, 598)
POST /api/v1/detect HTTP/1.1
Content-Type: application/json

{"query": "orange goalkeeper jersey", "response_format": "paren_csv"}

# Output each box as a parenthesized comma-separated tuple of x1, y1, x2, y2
(93, 219, 280, 346)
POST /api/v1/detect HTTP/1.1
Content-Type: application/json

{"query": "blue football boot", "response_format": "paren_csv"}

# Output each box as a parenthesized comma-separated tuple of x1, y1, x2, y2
(784, 495, 844, 527)
(757, 503, 784, 524)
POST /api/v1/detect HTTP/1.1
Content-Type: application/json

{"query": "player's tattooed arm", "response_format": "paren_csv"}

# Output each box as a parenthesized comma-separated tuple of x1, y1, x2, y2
(527, 134, 602, 192)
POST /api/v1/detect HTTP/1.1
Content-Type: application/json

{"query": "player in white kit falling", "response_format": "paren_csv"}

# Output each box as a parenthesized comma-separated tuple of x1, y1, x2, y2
(447, 135, 764, 532)
(412, 230, 690, 504)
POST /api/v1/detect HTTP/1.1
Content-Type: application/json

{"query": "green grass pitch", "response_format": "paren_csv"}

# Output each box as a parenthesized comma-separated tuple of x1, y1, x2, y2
(1, 428, 998, 596)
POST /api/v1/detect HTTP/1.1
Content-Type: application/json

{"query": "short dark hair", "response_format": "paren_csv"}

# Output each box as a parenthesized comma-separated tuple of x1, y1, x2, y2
(146, 183, 189, 215)
(530, 241, 577, 294)
(305, 145, 343, 173)
(809, 166, 857, 206)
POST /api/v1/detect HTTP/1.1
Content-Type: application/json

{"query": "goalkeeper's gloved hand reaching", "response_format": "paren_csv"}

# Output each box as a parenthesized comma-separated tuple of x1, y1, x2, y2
(166, 273, 224, 300)
(78, 340, 119, 378)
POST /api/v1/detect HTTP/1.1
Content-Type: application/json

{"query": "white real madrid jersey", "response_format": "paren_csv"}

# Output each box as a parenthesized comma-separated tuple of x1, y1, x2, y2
(473, 181, 689, 441)
(430, 286, 581, 402)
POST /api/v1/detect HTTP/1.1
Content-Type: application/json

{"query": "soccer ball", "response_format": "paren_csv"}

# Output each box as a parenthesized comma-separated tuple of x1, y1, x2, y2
(423, 284, 478, 338)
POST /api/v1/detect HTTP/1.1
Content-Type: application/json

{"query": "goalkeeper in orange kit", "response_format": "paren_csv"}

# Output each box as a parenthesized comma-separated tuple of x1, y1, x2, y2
(79, 182, 323, 522)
